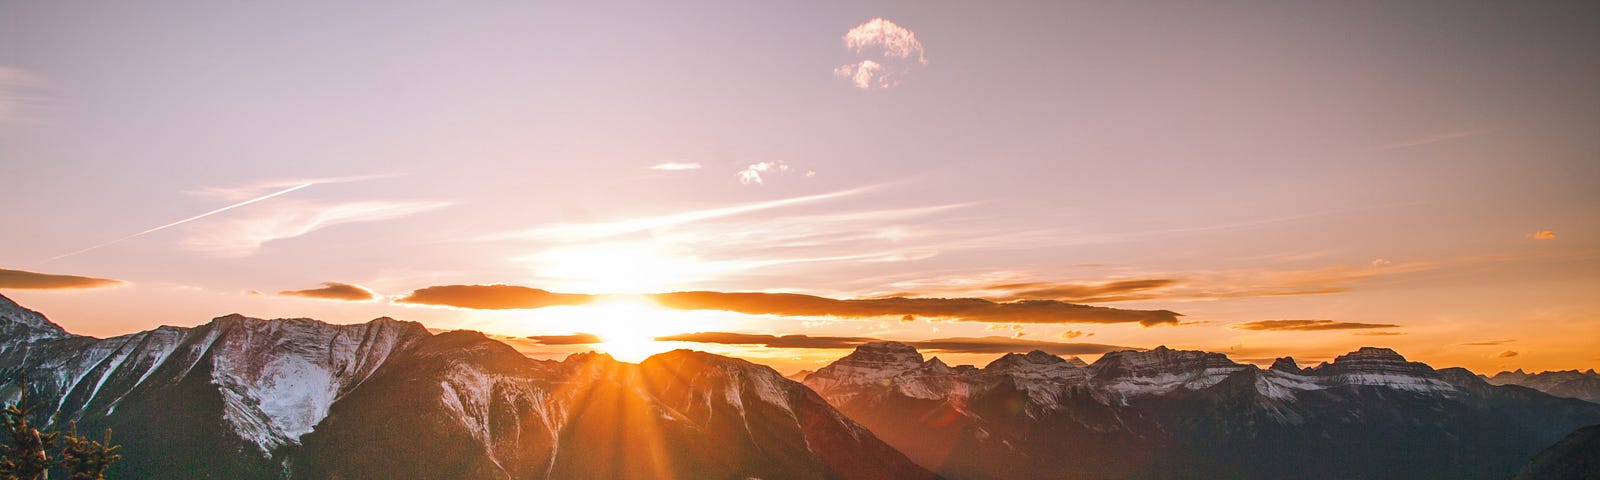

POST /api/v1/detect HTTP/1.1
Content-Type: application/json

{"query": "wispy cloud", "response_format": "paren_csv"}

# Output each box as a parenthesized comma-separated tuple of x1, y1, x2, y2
(1230, 319, 1400, 331)
(1495, 350, 1519, 358)
(1527, 230, 1557, 240)
(836, 18, 927, 89)
(180, 199, 451, 257)
(483, 186, 872, 242)
(1463, 339, 1515, 346)
(1372, 128, 1494, 151)
(184, 173, 400, 201)
(47, 183, 314, 262)
(278, 282, 378, 301)
(649, 162, 703, 171)
(524, 333, 603, 345)
(0, 268, 126, 290)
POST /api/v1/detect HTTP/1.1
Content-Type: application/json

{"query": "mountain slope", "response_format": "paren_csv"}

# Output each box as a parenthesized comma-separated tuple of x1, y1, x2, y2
(805, 342, 1600, 480)
(0, 294, 934, 480)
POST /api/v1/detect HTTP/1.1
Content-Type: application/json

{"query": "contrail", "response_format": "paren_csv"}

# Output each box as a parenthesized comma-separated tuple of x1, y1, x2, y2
(45, 183, 313, 262)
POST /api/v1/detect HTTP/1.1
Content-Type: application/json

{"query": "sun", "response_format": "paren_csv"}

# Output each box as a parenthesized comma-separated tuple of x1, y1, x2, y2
(567, 296, 705, 362)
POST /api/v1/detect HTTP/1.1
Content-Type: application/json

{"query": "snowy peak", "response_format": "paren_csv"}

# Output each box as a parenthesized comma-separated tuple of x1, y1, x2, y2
(1297, 347, 1458, 393)
(1487, 369, 1600, 404)
(0, 293, 71, 343)
(985, 350, 1067, 369)
(803, 341, 925, 393)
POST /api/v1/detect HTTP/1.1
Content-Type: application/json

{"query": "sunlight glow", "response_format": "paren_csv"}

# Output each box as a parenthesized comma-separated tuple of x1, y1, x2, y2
(542, 295, 725, 362)
(517, 242, 752, 294)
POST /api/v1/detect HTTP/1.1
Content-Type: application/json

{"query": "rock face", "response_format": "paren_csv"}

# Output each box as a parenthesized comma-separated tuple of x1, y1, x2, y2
(804, 342, 1600, 480)
(1488, 369, 1600, 404)
(0, 294, 934, 480)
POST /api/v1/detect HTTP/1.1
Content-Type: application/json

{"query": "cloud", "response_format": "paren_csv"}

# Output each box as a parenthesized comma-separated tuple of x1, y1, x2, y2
(1059, 330, 1088, 339)
(844, 18, 927, 64)
(278, 282, 378, 302)
(180, 199, 452, 257)
(184, 173, 401, 201)
(835, 60, 888, 89)
(989, 279, 1180, 303)
(649, 291, 1182, 326)
(657, 331, 1130, 355)
(737, 161, 794, 185)
(1230, 319, 1400, 331)
(1352, 331, 1407, 336)
(484, 186, 870, 242)
(396, 285, 596, 310)
(524, 333, 603, 345)
(835, 18, 927, 89)
(1462, 339, 1515, 346)
(0, 268, 126, 290)
(649, 162, 702, 171)
(0, 67, 43, 123)
(1495, 350, 1519, 358)
(1527, 230, 1557, 240)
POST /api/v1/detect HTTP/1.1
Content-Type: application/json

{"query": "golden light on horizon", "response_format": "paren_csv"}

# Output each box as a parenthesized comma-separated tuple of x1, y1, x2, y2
(555, 295, 722, 362)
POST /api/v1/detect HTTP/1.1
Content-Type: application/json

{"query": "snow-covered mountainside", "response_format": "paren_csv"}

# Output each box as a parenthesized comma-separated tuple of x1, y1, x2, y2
(1487, 369, 1600, 404)
(804, 342, 1600, 480)
(0, 293, 933, 480)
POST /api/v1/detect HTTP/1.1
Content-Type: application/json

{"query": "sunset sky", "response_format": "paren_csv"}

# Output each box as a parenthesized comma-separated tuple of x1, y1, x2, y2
(3, 1, 1597, 374)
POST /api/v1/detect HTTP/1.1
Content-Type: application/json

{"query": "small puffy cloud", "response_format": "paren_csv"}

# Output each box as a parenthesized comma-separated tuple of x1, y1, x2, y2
(1371, 258, 1392, 266)
(1059, 330, 1088, 339)
(396, 285, 596, 310)
(525, 333, 603, 345)
(1527, 230, 1557, 240)
(0, 268, 126, 290)
(1495, 350, 1519, 358)
(737, 161, 794, 185)
(844, 18, 927, 64)
(1230, 319, 1399, 331)
(278, 282, 378, 302)
(835, 18, 927, 89)
(657, 331, 1131, 355)
(649, 162, 702, 171)
(649, 291, 1182, 326)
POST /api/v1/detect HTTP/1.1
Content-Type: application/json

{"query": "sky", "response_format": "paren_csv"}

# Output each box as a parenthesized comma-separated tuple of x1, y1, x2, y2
(2, 0, 1597, 374)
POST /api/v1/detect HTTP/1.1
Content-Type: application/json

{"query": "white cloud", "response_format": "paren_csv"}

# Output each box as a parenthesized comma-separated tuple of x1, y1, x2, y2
(738, 161, 793, 185)
(844, 18, 927, 64)
(835, 18, 928, 89)
(483, 186, 874, 242)
(181, 199, 452, 257)
(649, 162, 703, 171)
(185, 173, 401, 201)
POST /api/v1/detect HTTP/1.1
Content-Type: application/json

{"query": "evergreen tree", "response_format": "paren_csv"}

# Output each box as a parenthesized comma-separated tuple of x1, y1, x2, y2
(0, 373, 57, 480)
(58, 423, 118, 480)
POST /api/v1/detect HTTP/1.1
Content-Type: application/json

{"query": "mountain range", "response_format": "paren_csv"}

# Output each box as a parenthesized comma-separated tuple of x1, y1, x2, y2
(2, 292, 1597, 479)
(801, 342, 1600, 480)
(0, 294, 932, 479)
(1486, 368, 1600, 404)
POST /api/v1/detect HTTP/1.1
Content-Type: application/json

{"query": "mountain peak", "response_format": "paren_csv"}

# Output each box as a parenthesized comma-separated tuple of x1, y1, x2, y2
(1270, 356, 1303, 374)
(0, 292, 72, 343)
